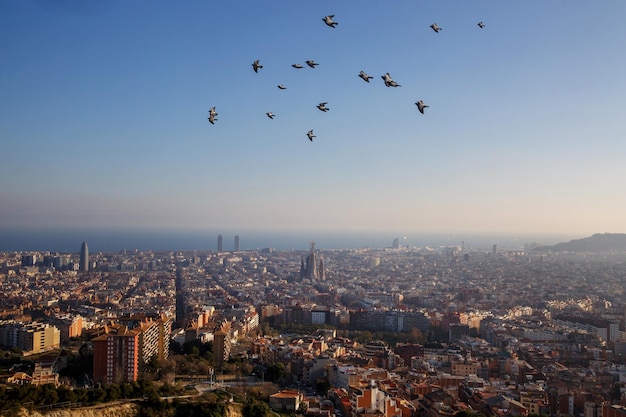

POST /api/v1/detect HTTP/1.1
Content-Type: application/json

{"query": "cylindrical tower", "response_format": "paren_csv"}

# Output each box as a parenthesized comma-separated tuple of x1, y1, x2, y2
(79, 241, 89, 272)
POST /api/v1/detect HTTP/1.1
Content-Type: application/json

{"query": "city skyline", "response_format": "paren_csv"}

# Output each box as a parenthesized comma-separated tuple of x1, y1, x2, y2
(0, 229, 584, 253)
(2, 1, 626, 237)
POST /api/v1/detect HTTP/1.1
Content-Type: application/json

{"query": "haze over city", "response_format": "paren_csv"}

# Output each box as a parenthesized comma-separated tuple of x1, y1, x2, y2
(2, 1, 626, 245)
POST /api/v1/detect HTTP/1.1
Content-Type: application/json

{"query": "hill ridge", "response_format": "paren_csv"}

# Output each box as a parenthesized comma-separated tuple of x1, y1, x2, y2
(535, 233, 626, 252)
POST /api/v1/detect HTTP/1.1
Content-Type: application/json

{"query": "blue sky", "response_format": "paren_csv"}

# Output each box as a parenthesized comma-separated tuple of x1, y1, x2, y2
(1, 0, 626, 239)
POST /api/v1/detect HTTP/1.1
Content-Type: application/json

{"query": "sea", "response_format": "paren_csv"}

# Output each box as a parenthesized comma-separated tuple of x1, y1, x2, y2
(0, 228, 577, 253)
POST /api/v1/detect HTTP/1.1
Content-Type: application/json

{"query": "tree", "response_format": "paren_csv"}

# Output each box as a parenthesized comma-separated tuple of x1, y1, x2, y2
(173, 401, 226, 417)
(181, 339, 213, 357)
(247, 386, 265, 401)
(139, 379, 158, 399)
(159, 383, 179, 397)
(120, 382, 134, 399)
(242, 399, 271, 417)
(89, 387, 107, 403)
(407, 327, 425, 344)
(265, 363, 287, 382)
(106, 384, 121, 401)
(38, 384, 59, 405)
(350, 331, 373, 344)
(57, 386, 77, 403)
(74, 387, 90, 403)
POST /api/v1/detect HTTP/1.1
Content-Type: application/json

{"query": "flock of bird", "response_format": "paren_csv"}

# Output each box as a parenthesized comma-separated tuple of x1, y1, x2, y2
(208, 15, 486, 141)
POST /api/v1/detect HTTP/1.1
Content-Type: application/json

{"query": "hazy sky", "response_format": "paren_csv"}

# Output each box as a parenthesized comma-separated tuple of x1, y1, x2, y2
(2, 0, 625, 238)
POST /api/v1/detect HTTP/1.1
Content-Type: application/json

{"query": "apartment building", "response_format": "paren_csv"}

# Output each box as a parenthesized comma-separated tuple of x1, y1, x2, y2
(93, 325, 140, 384)
(0, 320, 60, 355)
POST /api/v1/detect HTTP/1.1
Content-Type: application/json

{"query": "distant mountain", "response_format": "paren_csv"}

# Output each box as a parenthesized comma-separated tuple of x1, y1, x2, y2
(534, 233, 626, 252)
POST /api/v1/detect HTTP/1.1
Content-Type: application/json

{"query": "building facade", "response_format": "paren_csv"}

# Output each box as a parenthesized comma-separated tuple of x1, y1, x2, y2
(93, 326, 140, 384)
(0, 321, 60, 355)
(80, 241, 89, 272)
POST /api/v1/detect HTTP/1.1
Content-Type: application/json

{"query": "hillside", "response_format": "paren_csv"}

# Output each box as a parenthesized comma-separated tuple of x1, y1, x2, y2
(15, 401, 243, 417)
(16, 403, 138, 417)
(534, 233, 626, 252)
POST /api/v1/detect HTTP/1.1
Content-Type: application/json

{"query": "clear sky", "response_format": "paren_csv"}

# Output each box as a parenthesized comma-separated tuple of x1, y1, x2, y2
(2, 0, 626, 239)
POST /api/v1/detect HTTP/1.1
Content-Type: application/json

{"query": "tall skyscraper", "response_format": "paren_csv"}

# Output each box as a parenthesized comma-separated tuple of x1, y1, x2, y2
(301, 242, 323, 280)
(21, 254, 36, 267)
(234, 235, 240, 252)
(217, 234, 223, 251)
(79, 241, 89, 272)
(308, 242, 317, 279)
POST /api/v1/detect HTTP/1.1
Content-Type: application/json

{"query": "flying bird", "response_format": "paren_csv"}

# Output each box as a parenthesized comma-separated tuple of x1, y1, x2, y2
(266, 112, 275, 119)
(381, 72, 401, 87)
(477, 21, 485, 28)
(208, 115, 217, 125)
(307, 130, 316, 141)
(252, 60, 263, 73)
(358, 71, 373, 82)
(317, 102, 329, 112)
(305, 60, 319, 68)
(277, 84, 287, 90)
(415, 100, 429, 114)
(292, 63, 304, 69)
(430, 23, 442, 33)
(323, 15, 338, 28)
(209, 107, 218, 117)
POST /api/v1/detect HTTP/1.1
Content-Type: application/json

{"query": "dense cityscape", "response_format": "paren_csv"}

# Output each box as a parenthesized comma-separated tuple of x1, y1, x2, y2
(4, 0, 626, 416)
(2, 234, 626, 417)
